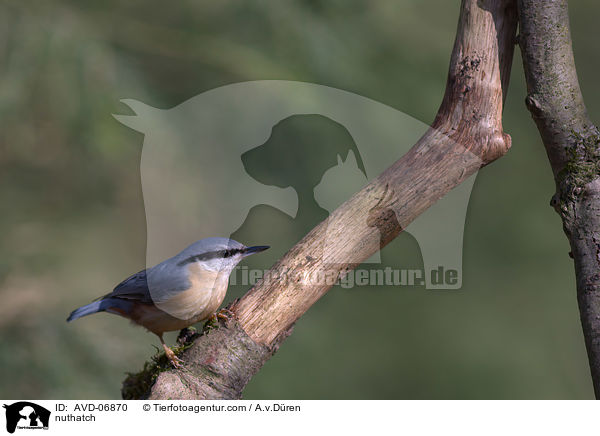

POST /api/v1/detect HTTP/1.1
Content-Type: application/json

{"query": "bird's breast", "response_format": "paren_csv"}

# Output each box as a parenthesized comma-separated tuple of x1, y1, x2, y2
(154, 265, 230, 323)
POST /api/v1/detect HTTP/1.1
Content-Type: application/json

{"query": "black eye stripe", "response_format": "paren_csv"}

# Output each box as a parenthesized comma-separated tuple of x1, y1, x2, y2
(177, 248, 243, 266)
(223, 248, 244, 258)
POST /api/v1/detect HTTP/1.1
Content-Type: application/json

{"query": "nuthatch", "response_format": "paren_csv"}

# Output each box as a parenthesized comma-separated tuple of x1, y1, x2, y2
(67, 237, 269, 367)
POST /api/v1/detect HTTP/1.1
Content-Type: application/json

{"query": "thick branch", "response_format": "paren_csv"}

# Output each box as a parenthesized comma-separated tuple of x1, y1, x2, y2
(124, 0, 517, 399)
(234, 0, 517, 347)
(519, 0, 595, 175)
(518, 0, 600, 397)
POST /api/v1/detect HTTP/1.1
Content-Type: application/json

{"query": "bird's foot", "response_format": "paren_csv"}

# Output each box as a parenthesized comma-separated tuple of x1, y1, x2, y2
(162, 344, 183, 369)
(203, 308, 235, 333)
(216, 307, 235, 321)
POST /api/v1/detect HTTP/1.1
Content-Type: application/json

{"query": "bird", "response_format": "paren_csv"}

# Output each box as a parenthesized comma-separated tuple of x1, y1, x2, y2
(67, 237, 269, 367)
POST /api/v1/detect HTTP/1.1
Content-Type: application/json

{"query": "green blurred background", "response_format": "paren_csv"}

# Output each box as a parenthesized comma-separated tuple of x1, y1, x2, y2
(1, 0, 599, 399)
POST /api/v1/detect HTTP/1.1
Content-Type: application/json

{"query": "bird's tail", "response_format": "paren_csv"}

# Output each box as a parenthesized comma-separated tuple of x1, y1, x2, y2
(66, 298, 131, 322)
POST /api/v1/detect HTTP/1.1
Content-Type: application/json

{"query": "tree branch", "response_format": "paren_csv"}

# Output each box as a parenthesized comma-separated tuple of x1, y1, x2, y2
(518, 0, 600, 397)
(123, 0, 518, 399)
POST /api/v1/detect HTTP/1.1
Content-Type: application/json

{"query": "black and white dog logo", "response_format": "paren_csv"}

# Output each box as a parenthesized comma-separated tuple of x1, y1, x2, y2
(3, 402, 50, 433)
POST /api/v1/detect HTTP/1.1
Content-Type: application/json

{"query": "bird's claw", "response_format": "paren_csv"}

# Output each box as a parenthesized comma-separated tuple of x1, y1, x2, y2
(167, 352, 183, 369)
(162, 344, 184, 368)
(203, 308, 235, 333)
(216, 307, 235, 321)
(207, 307, 235, 324)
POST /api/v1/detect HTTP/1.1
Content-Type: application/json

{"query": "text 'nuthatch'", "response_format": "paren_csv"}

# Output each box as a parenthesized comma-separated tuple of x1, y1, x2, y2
(67, 237, 269, 366)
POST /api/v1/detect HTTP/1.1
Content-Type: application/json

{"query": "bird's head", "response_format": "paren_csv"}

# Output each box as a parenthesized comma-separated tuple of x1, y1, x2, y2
(176, 237, 269, 273)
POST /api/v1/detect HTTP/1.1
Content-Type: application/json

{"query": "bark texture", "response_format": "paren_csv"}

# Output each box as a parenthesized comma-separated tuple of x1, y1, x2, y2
(518, 0, 600, 397)
(123, 0, 518, 399)
(148, 320, 288, 400)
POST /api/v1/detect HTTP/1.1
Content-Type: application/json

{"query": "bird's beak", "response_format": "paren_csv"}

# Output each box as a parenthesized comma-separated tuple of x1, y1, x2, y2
(243, 245, 270, 256)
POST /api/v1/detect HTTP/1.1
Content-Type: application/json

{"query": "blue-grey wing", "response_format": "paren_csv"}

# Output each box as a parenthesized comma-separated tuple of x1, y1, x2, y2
(105, 269, 153, 304)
